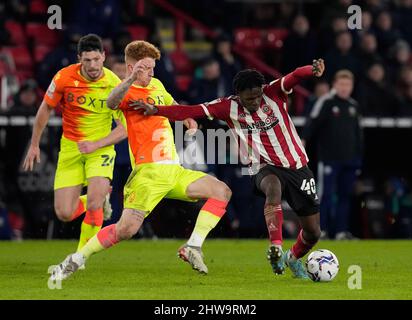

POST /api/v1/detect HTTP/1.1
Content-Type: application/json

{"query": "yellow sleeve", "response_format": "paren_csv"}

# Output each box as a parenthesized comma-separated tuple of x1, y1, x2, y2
(155, 78, 174, 105)
(112, 109, 127, 127)
(113, 75, 122, 86)
(105, 68, 122, 87)
(164, 90, 174, 106)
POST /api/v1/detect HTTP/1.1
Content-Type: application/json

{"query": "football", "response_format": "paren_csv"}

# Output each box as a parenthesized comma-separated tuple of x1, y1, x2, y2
(305, 249, 339, 282)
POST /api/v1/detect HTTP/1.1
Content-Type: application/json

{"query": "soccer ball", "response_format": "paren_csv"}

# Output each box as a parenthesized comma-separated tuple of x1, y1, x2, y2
(305, 249, 339, 282)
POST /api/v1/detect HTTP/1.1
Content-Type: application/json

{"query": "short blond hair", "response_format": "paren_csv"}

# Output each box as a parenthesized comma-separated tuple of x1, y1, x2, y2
(333, 69, 354, 82)
(125, 40, 161, 62)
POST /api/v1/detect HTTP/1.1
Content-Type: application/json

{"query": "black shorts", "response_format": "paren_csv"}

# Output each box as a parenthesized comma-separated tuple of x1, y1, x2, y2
(252, 165, 320, 216)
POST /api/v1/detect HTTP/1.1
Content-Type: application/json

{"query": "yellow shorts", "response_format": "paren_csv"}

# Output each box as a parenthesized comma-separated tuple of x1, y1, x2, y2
(54, 136, 116, 190)
(123, 163, 207, 214)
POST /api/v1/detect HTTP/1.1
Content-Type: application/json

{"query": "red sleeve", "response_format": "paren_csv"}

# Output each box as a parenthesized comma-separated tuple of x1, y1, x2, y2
(265, 65, 313, 97)
(156, 98, 231, 121)
(156, 104, 206, 120)
(204, 98, 231, 119)
(282, 65, 313, 91)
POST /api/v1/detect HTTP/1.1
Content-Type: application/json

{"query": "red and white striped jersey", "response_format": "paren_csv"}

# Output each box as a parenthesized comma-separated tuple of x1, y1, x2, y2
(153, 66, 314, 169)
(199, 78, 308, 169)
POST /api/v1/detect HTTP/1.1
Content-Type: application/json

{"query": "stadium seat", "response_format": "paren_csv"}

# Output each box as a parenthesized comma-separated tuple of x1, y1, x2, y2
(265, 28, 289, 50)
(126, 25, 149, 41)
(34, 45, 54, 63)
(234, 28, 264, 51)
(1, 46, 32, 70)
(30, 0, 48, 15)
(4, 21, 27, 45)
(26, 22, 61, 46)
(169, 50, 193, 75)
(15, 70, 34, 83)
(0, 60, 9, 77)
(176, 75, 192, 92)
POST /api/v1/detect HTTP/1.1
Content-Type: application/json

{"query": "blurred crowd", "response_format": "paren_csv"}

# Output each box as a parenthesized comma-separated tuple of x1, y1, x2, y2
(172, 0, 412, 117)
(1, 0, 412, 116)
(0, 0, 412, 240)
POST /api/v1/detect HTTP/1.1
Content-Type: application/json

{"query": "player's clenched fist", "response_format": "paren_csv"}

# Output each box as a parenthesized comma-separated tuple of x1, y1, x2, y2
(312, 58, 325, 77)
(23, 145, 41, 171)
(183, 118, 198, 136)
(130, 59, 150, 82)
(77, 141, 99, 154)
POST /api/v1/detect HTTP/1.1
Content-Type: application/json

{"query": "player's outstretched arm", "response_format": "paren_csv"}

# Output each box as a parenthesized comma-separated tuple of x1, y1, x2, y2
(169, 99, 198, 135)
(77, 120, 127, 154)
(22, 100, 53, 171)
(130, 101, 211, 121)
(107, 61, 147, 110)
(282, 58, 325, 91)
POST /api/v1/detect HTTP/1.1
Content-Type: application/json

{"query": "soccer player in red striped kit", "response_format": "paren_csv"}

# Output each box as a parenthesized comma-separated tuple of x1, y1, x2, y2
(133, 59, 325, 279)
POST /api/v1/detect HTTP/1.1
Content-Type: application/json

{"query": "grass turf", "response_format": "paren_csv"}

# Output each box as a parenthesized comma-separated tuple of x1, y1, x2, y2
(0, 239, 411, 300)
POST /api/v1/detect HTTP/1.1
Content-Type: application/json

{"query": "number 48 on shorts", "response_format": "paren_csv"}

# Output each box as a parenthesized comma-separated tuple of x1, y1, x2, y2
(300, 178, 316, 195)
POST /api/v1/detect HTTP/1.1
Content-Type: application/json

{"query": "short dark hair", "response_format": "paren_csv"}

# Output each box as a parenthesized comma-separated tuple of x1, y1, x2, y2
(202, 57, 218, 68)
(77, 34, 104, 55)
(233, 69, 266, 93)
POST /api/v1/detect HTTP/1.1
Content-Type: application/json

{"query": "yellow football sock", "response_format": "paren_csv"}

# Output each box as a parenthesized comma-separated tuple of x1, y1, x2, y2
(187, 199, 228, 247)
(76, 207, 103, 251)
(79, 224, 118, 259)
(79, 195, 87, 208)
(78, 234, 105, 259)
(187, 210, 221, 247)
(76, 222, 102, 252)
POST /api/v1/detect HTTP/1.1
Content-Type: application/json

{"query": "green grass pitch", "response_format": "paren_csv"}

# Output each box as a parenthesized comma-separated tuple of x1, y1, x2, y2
(0, 239, 411, 300)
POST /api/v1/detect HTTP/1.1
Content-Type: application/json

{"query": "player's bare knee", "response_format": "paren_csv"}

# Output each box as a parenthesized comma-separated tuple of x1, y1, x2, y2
(54, 205, 74, 222)
(86, 198, 103, 212)
(57, 213, 72, 222)
(212, 182, 232, 202)
(222, 184, 232, 201)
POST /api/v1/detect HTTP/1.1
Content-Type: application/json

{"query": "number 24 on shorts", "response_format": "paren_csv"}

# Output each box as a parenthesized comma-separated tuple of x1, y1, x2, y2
(300, 178, 316, 195)
(101, 154, 115, 167)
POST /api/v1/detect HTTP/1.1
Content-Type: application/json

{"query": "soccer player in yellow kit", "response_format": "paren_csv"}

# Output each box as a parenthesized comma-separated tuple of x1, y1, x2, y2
(23, 34, 127, 253)
(51, 41, 232, 281)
